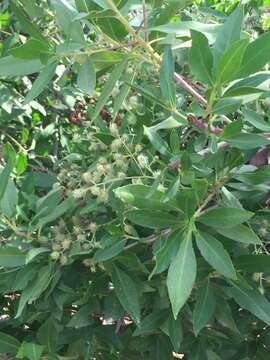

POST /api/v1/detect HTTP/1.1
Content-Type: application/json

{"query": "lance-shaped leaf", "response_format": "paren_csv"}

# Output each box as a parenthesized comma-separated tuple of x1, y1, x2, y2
(111, 265, 141, 325)
(213, 5, 244, 67)
(231, 283, 270, 326)
(167, 230, 197, 319)
(193, 279, 216, 335)
(197, 207, 254, 228)
(24, 60, 57, 104)
(215, 39, 249, 84)
(216, 224, 261, 245)
(195, 231, 237, 279)
(239, 31, 270, 77)
(125, 209, 180, 229)
(16, 342, 44, 360)
(93, 57, 128, 121)
(77, 57, 96, 95)
(160, 46, 176, 108)
(0, 332, 20, 355)
(189, 30, 213, 85)
(0, 156, 14, 202)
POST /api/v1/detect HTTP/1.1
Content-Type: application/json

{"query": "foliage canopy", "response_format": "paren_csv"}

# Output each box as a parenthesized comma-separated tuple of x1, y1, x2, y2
(1, 0, 270, 359)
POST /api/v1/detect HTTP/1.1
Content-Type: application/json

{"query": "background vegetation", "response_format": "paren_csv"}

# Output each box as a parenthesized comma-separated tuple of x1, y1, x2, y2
(1, 0, 270, 359)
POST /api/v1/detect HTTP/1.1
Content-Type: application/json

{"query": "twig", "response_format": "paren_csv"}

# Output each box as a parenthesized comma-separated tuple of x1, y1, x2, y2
(174, 72, 207, 107)
(124, 228, 172, 251)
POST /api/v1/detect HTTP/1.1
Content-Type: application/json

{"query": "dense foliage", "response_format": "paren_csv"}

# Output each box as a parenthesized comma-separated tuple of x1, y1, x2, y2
(1, 0, 270, 359)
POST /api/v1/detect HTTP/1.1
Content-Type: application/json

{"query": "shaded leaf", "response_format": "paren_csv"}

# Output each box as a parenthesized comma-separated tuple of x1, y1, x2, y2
(197, 207, 253, 228)
(239, 31, 270, 77)
(231, 284, 270, 326)
(0, 332, 20, 355)
(93, 57, 128, 121)
(167, 230, 197, 319)
(213, 5, 244, 66)
(195, 231, 237, 279)
(125, 209, 180, 229)
(24, 60, 57, 104)
(77, 57, 96, 95)
(0, 247, 26, 268)
(160, 46, 176, 108)
(216, 225, 261, 245)
(111, 265, 141, 325)
(193, 279, 216, 335)
(189, 30, 213, 85)
(16, 342, 44, 360)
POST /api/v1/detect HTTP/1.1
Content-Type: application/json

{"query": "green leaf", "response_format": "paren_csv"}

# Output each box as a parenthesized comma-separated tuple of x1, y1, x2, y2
(93, 240, 126, 262)
(9, 39, 50, 60)
(37, 197, 74, 228)
(66, 305, 93, 328)
(234, 254, 270, 273)
(16, 265, 52, 318)
(167, 314, 183, 352)
(133, 310, 167, 336)
(231, 284, 270, 326)
(13, 264, 40, 291)
(24, 60, 57, 104)
(114, 184, 178, 211)
(153, 0, 193, 27)
(0, 56, 44, 77)
(16, 342, 44, 360)
(161, 176, 180, 203)
(193, 279, 216, 335)
(239, 31, 270, 77)
(167, 230, 197, 319)
(0, 247, 26, 268)
(216, 224, 261, 245)
(197, 207, 254, 228)
(243, 108, 270, 132)
(51, 0, 85, 43)
(227, 72, 270, 92)
(212, 97, 242, 115)
(9, 0, 46, 42)
(113, 71, 134, 120)
(26, 248, 50, 264)
(95, 17, 128, 42)
(215, 39, 249, 84)
(227, 133, 270, 150)
(143, 126, 171, 156)
(0, 332, 20, 355)
(160, 46, 176, 108)
(0, 157, 14, 202)
(213, 5, 244, 66)
(93, 57, 128, 121)
(77, 57, 96, 95)
(150, 115, 188, 131)
(151, 22, 221, 43)
(16, 152, 28, 175)
(221, 120, 243, 140)
(189, 30, 213, 85)
(37, 317, 58, 353)
(131, 83, 169, 109)
(110, 265, 141, 325)
(195, 231, 237, 279)
(150, 231, 181, 279)
(125, 209, 180, 229)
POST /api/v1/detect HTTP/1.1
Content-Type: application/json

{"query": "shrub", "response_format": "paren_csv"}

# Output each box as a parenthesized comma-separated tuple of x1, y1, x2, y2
(1, 0, 270, 359)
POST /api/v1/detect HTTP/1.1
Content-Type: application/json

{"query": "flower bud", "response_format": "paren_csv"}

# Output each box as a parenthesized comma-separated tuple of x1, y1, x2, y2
(50, 251, 60, 260)
(60, 255, 68, 266)
(52, 243, 61, 251)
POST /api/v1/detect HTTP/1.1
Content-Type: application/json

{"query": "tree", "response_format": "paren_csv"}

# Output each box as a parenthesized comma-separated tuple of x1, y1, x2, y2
(0, 0, 270, 359)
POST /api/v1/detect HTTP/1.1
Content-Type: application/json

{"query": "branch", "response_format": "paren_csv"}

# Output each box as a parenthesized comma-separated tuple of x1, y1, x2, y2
(174, 73, 207, 107)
